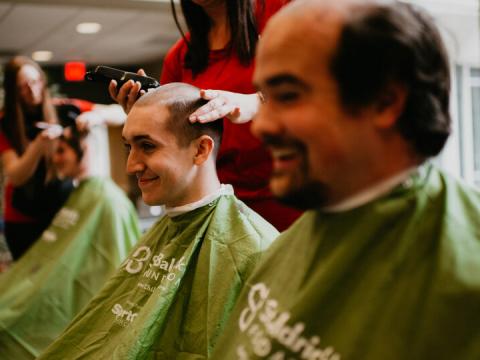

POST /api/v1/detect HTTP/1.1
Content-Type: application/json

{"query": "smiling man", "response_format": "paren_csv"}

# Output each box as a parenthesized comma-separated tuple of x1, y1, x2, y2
(211, 0, 480, 359)
(38, 82, 277, 359)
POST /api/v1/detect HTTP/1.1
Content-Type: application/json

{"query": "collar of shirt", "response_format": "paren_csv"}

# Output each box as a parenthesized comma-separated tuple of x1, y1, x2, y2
(164, 184, 234, 218)
(321, 166, 419, 213)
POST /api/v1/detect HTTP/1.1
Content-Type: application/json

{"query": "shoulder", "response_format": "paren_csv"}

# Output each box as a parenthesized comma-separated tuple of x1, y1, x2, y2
(210, 195, 279, 246)
(420, 167, 480, 293)
(431, 167, 480, 225)
(86, 177, 133, 208)
(164, 37, 188, 65)
(0, 133, 11, 153)
(161, 37, 189, 83)
(0, 113, 12, 153)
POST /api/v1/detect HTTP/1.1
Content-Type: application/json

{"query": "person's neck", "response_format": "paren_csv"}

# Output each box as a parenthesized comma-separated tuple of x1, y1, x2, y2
(189, 165, 221, 204)
(322, 164, 420, 213)
(166, 161, 221, 208)
(23, 103, 42, 117)
(164, 182, 232, 218)
(328, 138, 422, 208)
(205, 3, 230, 50)
(72, 163, 91, 184)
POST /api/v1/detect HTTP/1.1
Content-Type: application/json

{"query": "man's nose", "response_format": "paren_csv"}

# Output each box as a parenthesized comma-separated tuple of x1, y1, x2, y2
(126, 151, 144, 175)
(251, 104, 283, 141)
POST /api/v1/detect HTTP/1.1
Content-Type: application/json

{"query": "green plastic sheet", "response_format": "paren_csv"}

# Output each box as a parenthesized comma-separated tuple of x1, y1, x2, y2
(39, 194, 278, 359)
(212, 165, 480, 360)
(0, 177, 140, 359)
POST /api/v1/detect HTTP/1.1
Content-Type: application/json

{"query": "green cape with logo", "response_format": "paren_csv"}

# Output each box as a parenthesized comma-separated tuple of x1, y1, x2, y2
(39, 193, 278, 360)
(212, 165, 480, 360)
(0, 177, 140, 359)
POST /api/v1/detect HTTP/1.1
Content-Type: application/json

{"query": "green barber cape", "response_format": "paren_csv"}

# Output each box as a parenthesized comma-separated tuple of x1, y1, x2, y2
(0, 177, 140, 359)
(39, 194, 278, 360)
(212, 165, 480, 360)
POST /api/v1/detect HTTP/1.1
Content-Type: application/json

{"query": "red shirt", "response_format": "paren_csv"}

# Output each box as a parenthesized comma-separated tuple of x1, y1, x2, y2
(160, 0, 301, 231)
(0, 133, 34, 222)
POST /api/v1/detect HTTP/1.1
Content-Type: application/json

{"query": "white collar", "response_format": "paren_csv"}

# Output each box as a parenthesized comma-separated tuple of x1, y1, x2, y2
(164, 184, 234, 218)
(321, 167, 418, 213)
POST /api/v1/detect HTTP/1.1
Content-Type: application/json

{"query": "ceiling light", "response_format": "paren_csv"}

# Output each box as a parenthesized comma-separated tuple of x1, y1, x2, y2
(32, 51, 53, 62)
(131, 0, 177, 3)
(76, 22, 102, 34)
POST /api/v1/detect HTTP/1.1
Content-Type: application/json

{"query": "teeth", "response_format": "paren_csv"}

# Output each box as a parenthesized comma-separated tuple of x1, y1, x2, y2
(271, 148, 298, 160)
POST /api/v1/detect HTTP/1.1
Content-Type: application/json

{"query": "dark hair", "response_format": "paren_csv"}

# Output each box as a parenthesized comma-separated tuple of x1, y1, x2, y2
(59, 108, 89, 162)
(137, 83, 223, 156)
(59, 128, 87, 162)
(1, 56, 57, 154)
(171, 0, 262, 76)
(330, 2, 451, 158)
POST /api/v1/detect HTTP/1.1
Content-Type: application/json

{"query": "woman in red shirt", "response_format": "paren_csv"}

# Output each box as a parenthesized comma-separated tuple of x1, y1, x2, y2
(111, 0, 302, 231)
(0, 57, 100, 259)
(0, 57, 70, 259)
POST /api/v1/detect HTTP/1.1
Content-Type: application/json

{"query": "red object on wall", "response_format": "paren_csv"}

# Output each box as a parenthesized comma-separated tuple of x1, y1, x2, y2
(64, 62, 86, 81)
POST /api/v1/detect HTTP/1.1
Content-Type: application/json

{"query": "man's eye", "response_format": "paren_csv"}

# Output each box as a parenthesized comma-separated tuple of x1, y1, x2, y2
(123, 143, 131, 153)
(140, 142, 155, 152)
(272, 91, 300, 103)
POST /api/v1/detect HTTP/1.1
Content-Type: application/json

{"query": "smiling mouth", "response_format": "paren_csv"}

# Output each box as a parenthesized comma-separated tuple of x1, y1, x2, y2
(269, 146, 305, 175)
(138, 176, 159, 186)
(270, 148, 300, 161)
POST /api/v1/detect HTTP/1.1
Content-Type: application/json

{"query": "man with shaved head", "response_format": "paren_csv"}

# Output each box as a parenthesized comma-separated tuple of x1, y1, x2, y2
(39, 83, 278, 359)
(212, 0, 480, 359)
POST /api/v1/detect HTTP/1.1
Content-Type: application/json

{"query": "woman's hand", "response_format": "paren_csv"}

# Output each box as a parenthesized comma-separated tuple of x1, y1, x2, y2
(189, 90, 262, 124)
(1, 128, 62, 186)
(108, 69, 147, 114)
(75, 104, 126, 132)
(40, 125, 63, 140)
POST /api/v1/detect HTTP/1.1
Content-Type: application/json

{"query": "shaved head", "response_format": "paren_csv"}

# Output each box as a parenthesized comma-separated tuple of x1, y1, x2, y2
(136, 83, 223, 154)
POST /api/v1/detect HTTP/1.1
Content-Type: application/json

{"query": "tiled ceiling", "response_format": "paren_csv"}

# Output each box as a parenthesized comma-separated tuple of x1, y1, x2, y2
(0, 0, 478, 67)
(0, 0, 182, 66)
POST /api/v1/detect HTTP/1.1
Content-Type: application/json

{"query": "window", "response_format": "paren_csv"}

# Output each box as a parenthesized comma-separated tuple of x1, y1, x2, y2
(472, 71, 480, 184)
(409, 0, 480, 187)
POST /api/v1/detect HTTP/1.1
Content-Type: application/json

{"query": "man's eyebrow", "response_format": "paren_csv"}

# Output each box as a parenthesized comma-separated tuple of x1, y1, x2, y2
(122, 134, 153, 142)
(261, 74, 309, 89)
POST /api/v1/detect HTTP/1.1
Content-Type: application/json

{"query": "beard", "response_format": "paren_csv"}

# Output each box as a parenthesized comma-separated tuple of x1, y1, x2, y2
(278, 182, 328, 210)
(271, 171, 329, 210)
(262, 134, 329, 210)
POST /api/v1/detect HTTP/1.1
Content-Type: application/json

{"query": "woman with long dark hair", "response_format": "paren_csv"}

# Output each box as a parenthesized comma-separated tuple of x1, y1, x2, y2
(1, 56, 128, 260)
(0, 56, 71, 259)
(111, 0, 302, 231)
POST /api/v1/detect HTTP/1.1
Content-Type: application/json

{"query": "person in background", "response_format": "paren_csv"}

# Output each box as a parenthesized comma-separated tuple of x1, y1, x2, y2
(211, 0, 480, 359)
(0, 122, 140, 360)
(110, 0, 302, 231)
(0, 56, 124, 259)
(39, 83, 278, 359)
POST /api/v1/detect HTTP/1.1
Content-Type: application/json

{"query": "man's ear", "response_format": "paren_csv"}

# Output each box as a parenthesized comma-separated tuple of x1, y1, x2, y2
(192, 135, 214, 165)
(374, 83, 408, 129)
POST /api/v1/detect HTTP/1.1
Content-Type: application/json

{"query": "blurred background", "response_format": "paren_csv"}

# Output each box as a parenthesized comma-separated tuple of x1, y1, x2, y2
(0, 0, 478, 226)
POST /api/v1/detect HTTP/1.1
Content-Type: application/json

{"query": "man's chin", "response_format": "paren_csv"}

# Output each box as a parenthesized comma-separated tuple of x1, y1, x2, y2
(272, 181, 327, 210)
(141, 194, 158, 207)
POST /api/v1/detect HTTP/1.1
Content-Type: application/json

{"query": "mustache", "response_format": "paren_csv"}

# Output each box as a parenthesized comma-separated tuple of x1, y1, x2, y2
(260, 134, 306, 151)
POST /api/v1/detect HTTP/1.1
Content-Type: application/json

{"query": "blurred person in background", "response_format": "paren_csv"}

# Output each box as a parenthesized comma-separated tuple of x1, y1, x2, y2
(0, 56, 124, 259)
(110, 0, 302, 231)
(0, 121, 140, 360)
